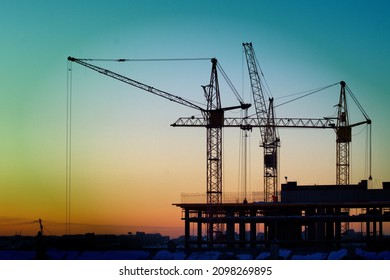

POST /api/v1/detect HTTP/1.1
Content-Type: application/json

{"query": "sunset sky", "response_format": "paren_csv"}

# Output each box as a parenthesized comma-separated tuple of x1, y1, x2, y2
(1, 0, 389, 237)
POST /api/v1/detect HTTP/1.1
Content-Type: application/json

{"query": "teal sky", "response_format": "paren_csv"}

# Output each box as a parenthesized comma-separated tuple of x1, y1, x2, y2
(1, 0, 389, 236)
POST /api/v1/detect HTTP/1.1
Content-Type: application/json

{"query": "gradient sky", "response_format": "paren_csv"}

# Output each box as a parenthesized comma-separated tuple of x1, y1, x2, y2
(1, 0, 389, 237)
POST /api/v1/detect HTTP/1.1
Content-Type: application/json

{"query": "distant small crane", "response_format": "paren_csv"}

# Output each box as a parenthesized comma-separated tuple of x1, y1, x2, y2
(33, 218, 44, 235)
(33, 218, 48, 259)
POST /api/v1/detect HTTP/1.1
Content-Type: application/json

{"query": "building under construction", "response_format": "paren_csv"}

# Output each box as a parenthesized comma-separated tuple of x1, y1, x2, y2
(174, 180, 390, 250)
(172, 43, 387, 251)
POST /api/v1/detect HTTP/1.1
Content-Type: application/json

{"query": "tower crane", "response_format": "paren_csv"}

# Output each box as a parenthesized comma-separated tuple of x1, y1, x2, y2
(242, 43, 371, 199)
(335, 81, 372, 185)
(242, 42, 280, 202)
(67, 56, 250, 243)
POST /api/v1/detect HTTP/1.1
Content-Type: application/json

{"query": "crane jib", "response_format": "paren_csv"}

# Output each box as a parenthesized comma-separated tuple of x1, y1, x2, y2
(68, 57, 205, 112)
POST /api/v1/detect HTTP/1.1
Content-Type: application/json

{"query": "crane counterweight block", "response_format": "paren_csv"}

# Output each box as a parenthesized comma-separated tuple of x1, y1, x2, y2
(207, 110, 224, 128)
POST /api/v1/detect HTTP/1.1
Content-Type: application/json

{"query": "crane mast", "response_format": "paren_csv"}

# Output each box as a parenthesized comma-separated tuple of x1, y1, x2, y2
(336, 81, 350, 185)
(203, 58, 224, 244)
(204, 58, 223, 206)
(243, 43, 280, 202)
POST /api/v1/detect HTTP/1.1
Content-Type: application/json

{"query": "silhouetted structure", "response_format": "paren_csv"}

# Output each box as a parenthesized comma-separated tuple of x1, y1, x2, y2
(174, 180, 390, 250)
(35, 218, 49, 259)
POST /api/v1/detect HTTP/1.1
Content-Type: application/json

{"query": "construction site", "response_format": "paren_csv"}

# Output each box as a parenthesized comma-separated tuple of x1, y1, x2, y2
(65, 43, 390, 256)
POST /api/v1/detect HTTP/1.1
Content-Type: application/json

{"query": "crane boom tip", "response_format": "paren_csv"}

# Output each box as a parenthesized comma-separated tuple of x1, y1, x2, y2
(241, 103, 252, 109)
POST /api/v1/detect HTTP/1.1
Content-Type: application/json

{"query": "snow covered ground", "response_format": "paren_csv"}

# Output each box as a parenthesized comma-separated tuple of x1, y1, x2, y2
(0, 248, 389, 260)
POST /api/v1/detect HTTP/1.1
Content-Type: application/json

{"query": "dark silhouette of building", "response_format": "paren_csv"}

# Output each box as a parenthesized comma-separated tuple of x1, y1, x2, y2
(173, 180, 390, 250)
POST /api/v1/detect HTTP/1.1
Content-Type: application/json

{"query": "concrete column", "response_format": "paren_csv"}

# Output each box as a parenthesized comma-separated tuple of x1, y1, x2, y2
(184, 209, 190, 249)
(326, 207, 334, 247)
(366, 208, 370, 240)
(239, 211, 246, 248)
(379, 207, 383, 238)
(208, 222, 214, 249)
(334, 208, 341, 245)
(197, 210, 202, 248)
(316, 207, 325, 248)
(226, 209, 235, 248)
(306, 208, 316, 242)
(250, 209, 257, 249)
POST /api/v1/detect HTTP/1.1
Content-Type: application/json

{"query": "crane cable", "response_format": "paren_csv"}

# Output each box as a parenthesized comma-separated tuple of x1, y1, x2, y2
(369, 124, 372, 182)
(72, 57, 213, 62)
(254, 53, 273, 100)
(216, 62, 245, 105)
(345, 85, 372, 183)
(241, 82, 340, 119)
(274, 82, 340, 108)
(345, 85, 371, 121)
(66, 61, 73, 235)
